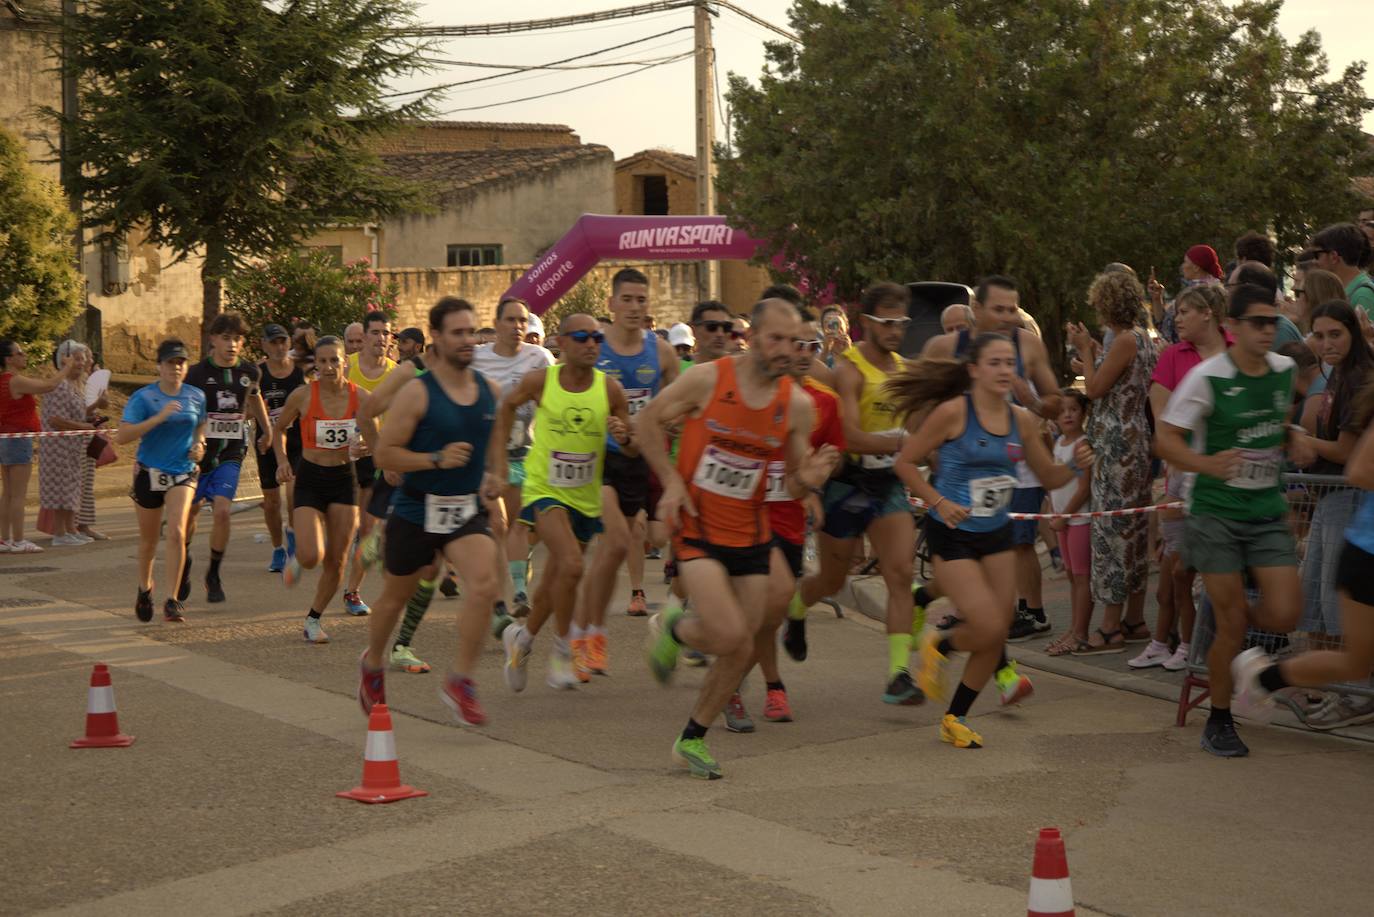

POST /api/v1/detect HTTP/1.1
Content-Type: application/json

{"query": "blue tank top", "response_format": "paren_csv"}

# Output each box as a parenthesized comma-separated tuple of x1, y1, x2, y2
(1348, 491, 1374, 555)
(596, 329, 661, 454)
(930, 395, 1023, 533)
(393, 371, 496, 527)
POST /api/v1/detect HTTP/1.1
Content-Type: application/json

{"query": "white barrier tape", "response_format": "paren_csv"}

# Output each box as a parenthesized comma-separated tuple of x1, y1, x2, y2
(364, 729, 397, 763)
(0, 429, 109, 439)
(910, 496, 1183, 521)
(1027, 876, 1075, 914)
(86, 685, 116, 715)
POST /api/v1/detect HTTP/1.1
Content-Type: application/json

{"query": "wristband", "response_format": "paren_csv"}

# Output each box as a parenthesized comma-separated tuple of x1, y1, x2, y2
(931, 496, 946, 512)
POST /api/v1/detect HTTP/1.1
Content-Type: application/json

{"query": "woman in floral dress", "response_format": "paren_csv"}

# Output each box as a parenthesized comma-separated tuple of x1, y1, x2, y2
(39, 342, 97, 546)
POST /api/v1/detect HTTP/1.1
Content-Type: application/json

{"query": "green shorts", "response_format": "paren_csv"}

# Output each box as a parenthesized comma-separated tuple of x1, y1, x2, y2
(1184, 514, 1297, 574)
(507, 458, 526, 488)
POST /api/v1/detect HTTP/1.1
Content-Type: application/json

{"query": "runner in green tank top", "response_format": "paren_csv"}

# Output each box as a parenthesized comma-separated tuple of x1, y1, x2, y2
(490, 313, 637, 693)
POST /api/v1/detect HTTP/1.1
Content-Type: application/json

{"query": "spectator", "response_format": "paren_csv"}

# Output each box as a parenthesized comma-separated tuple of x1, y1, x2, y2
(77, 349, 110, 542)
(1308, 222, 1374, 318)
(1234, 231, 1276, 268)
(1045, 390, 1094, 656)
(1292, 267, 1347, 334)
(1227, 261, 1305, 349)
(1066, 270, 1158, 652)
(1359, 205, 1374, 249)
(39, 341, 98, 546)
(667, 322, 695, 368)
(819, 305, 850, 368)
(1, 339, 82, 553)
(1148, 244, 1224, 344)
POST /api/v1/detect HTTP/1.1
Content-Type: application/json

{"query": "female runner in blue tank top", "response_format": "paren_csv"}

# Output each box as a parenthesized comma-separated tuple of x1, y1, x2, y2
(1235, 385, 1374, 727)
(891, 333, 1093, 749)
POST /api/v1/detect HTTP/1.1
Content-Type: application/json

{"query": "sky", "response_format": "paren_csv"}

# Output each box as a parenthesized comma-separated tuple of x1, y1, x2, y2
(404, 1, 1373, 159)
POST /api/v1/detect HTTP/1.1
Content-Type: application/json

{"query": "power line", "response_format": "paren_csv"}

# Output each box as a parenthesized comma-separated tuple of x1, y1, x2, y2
(436, 51, 693, 114)
(714, 1, 798, 43)
(396, 2, 695, 37)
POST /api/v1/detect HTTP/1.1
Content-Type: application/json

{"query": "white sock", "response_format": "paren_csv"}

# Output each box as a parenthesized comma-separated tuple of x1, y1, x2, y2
(552, 634, 570, 655)
(590, 624, 605, 638)
(571, 624, 585, 640)
(1148, 639, 1169, 653)
(1176, 642, 1190, 654)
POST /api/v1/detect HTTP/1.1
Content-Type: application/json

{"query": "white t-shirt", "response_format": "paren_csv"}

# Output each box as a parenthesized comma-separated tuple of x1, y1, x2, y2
(1049, 436, 1089, 526)
(472, 343, 555, 454)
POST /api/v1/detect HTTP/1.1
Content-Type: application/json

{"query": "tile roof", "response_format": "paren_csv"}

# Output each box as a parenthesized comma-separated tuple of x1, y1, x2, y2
(616, 148, 697, 176)
(380, 144, 612, 199)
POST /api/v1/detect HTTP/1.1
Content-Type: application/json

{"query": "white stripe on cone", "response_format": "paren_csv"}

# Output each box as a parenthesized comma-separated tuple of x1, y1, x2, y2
(87, 685, 116, 715)
(1027, 876, 1074, 915)
(364, 729, 397, 762)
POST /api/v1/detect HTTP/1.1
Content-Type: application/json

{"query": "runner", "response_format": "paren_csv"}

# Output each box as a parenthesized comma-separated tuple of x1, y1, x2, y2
(341, 310, 397, 616)
(343, 322, 364, 357)
(572, 268, 679, 672)
(272, 336, 372, 643)
(180, 311, 269, 605)
(116, 339, 207, 623)
(637, 298, 838, 778)
(395, 327, 425, 361)
(358, 297, 504, 726)
(496, 313, 635, 691)
(795, 282, 919, 704)
(890, 333, 1092, 748)
(473, 296, 555, 620)
(254, 323, 305, 573)
(1154, 283, 1312, 757)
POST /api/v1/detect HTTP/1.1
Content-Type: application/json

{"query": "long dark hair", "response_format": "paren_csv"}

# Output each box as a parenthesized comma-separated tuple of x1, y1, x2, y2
(1310, 301, 1373, 425)
(884, 333, 1011, 421)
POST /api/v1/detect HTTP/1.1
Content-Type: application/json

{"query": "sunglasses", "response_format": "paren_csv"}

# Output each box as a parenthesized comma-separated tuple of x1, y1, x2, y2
(1235, 315, 1279, 328)
(564, 330, 605, 344)
(696, 320, 734, 334)
(794, 339, 823, 353)
(865, 315, 911, 329)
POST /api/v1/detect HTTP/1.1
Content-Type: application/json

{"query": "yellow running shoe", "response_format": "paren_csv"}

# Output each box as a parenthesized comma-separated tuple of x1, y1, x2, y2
(918, 629, 949, 702)
(940, 714, 983, 749)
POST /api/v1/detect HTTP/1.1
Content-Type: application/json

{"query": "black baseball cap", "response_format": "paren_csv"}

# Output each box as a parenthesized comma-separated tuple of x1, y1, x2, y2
(261, 323, 289, 341)
(157, 339, 190, 363)
(397, 327, 425, 345)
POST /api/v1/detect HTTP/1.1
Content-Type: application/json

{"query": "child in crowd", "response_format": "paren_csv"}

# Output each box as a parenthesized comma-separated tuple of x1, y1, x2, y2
(1047, 390, 1095, 655)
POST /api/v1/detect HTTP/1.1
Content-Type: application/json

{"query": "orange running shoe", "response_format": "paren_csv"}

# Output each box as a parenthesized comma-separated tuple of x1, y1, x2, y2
(626, 589, 648, 617)
(587, 631, 609, 675)
(763, 688, 793, 722)
(571, 637, 592, 683)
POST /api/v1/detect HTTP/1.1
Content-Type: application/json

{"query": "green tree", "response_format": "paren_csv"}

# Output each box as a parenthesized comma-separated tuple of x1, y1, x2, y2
(46, 0, 438, 345)
(0, 126, 82, 352)
(225, 250, 398, 357)
(719, 0, 1374, 372)
(543, 274, 611, 337)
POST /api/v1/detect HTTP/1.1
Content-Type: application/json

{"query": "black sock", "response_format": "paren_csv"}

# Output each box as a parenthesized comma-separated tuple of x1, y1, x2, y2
(138, 587, 151, 598)
(1027, 606, 1045, 623)
(1208, 707, 1233, 726)
(1258, 665, 1288, 693)
(936, 637, 954, 656)
(766, 681, 785, 692)
(681, 718, 708, 741)
(307, 608, 322, 619)
(913, 585, 933, 607)
(1017, 598, 1027, 614)
(947, 682, 979, 718)
(209, 549, 224, 578)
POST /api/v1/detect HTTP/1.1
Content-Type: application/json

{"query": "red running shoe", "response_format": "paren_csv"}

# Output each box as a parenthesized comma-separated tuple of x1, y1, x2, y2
(763, 687, 794, 722)
(358, 650, 386, 715)
(440, 675, 487, 726)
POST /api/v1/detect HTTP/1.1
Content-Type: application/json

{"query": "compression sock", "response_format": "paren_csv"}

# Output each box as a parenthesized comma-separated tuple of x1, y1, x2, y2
(1258, 665, 1289, 693)
(395, 577, 436, 647)
(509, 560, 527, 596)
(947, 682, 980, 718)
(208, 549, 224, 579)
(681, 718, 708, 741)
(888, 633, 913, 677)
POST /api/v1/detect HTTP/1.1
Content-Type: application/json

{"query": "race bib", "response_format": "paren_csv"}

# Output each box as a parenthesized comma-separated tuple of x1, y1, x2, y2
(549, 451, 596, 488)
(206, 413, 244, 440)
(764, 460, 789, 503)
(424, 493, 477, 535)
(624, 388, 652, 416)
(968, 474, 1017, 518)
(268, 406, 284, 422)
(692, 445, 764, 501)
(860, 429, 901, 470)
(314, 418, 355, 450)
(146, 468, 174, 492)
(1228, 448, 1280, 490)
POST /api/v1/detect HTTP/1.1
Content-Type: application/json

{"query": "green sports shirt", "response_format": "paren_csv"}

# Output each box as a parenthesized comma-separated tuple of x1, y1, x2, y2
(521, 365, 609, 518)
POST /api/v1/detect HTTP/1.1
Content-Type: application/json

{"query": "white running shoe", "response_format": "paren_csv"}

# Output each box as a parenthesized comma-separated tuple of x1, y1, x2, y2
(1162, 645, 1189, 671)
(502, 623, 530, 693)
(547, 648, 579, 691)
(1127, 640, 1172, 669)
(51, 533, 86, 547)
(1231, 646, 1275, 723)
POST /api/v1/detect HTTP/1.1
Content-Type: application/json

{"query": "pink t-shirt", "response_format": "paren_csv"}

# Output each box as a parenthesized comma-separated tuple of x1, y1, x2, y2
(1150, 331, 1233, 392)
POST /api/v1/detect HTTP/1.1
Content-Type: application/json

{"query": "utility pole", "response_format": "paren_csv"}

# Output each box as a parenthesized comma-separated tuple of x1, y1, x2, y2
(693, 1, 719, 300)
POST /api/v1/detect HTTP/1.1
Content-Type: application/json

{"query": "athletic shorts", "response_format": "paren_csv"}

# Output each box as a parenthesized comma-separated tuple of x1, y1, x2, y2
(674, 537, 771, 577)
(366, 476, 395, 519)
(254, 443, 301, 492)
(1337, 540, 1374, 607)
(507, 457, 527, 488)
(130, 463, 198, 510)
(603, 449, 650, 518)
(771, 535, 804, 579)
(820, 476, 910, 540)
(1010, 487, 1044, 545)
(1183, 514, 1297, 574)
(384, 512, 491, 577)
(194, 461, 242, 504)
(1056, 523, 1090, 576)
(354, 456, 377, 489)
(924, 518, 1013, 562)
(0, 437, 34, 465)
(520, 498, 602, 544)
(292, 460, 357, 514)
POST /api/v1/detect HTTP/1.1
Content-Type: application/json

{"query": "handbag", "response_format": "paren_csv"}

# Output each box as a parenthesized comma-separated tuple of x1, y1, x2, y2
(87, 432, 117, 467)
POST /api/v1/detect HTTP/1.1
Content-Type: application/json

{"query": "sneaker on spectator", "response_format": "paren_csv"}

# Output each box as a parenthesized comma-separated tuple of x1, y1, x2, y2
(1128, 640, 1173, 669)
(1161, 644, 1190, 671)
(1305, 694, 1374, 731)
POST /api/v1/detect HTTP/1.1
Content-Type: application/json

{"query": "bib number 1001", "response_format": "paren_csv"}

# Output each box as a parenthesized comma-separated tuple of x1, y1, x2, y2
(692, 446, 763, 500)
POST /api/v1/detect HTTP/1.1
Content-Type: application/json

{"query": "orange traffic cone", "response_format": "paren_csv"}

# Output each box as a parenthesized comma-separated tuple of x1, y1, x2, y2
(70, 663, 135, 748)
(337, 703, 427, 804)
(1027, 827, 1074, 917)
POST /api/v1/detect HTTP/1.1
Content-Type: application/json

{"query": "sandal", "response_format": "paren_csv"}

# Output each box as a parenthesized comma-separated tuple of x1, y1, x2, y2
(1072, 628, 1125, 655)
(1045, 633, 1085, 657)
(1122, 621, 1151, 644)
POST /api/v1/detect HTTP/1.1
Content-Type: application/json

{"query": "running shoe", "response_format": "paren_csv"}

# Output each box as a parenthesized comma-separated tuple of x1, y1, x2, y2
(763, 688, 793, 723)
(491, 601, 514, 638)
(163, 599, 187, 623)
(724, 693, 755, 733)
(1200, 718, 1248, 757)
(268, 546, 286, 573)
(9, 539, 43, 554)
(1162, 645, 1190, 672)
(135, 589, 154, 623)
(587, 632, 609, 675)
(1230, 646, 1276, 722)
(646, 546, 662, 560)
(0, 539, 11, 553)
(1128, 641, 1173, 669)
(918, 629, 949, 703)
(626, 589, 649, 617)
(940, 714, 983, 749)
(390, 644, 431, 674)
(1305, 695, 1374, 731)
(358, 650, 386, 714)
(502, 623, 531, 693)
(994, 660, 1034, 706)
(285, 527, 296, 557)
(1006, 608, 1039, 642)
(547, 649, 580, 691)
(282, 554, 303, 588)
(783, 617, 808, 662)
(571, 637, 592, 683)
(358, 528, 383, 570)
(672, 735, 722, 780)
(438, 573, 459, 598)
(205, 573, 225, 604)
(512, 590, 531, 618)
(883, 669, 924, 705)
(343, 591, 370, 617)
(439, 675, 487, 726)
(646, 607, 684, 685)
(177, 556, 193, 602)
(680, 646, 708, 667)
(303, 616, 329, 644)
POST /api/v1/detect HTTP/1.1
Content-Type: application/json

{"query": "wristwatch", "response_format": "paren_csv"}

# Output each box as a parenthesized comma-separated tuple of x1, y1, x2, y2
(430, 451, 443, 468)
